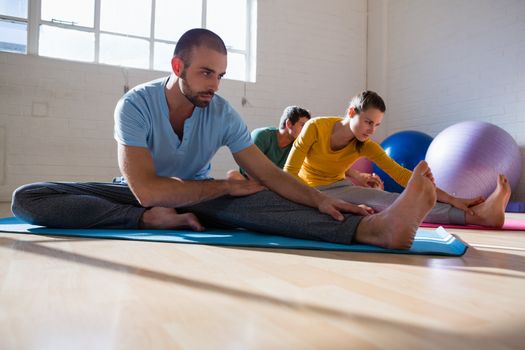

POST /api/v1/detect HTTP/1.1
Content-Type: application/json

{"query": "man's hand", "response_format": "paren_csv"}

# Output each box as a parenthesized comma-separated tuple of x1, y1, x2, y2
(234, 145, 374, 218)
(226, 178, 266, 197)
(318, 196, 375, 221)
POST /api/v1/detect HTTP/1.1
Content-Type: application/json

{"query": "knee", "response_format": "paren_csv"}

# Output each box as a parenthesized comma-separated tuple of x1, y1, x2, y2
(12, 182, 43, 203)
(11, 183, 49, 223)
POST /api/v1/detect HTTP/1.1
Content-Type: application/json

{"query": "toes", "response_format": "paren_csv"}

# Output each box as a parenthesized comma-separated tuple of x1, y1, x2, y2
(182, 213, 204, 231)
(413, 160, 429, 174)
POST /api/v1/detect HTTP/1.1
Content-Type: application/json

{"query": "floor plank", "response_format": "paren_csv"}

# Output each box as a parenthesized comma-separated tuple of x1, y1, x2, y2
(1, 202, 524, 349)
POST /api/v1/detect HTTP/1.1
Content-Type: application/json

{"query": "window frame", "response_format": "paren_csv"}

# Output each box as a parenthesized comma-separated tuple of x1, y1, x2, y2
(0, 0, 256, 81)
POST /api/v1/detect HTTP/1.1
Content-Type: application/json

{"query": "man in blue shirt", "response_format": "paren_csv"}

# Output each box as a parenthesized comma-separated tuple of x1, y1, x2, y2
(11, 28, 438, 249)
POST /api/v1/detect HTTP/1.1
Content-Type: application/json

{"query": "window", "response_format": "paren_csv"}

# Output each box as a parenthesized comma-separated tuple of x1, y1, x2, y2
(0, 0, 257, 82)
(0, 0, 28, 53)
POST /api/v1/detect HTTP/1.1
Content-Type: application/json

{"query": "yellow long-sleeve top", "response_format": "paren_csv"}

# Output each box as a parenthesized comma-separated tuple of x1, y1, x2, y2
(284, 117, 413, 187)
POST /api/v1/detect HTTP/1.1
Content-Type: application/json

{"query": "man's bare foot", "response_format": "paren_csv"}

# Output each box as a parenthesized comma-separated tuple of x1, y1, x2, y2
(354, 161, 437, 249)
(140, 207, 204, 231)
(465, 174, 511, 228)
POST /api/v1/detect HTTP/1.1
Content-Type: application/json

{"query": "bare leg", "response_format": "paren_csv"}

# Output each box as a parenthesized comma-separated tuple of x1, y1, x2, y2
(140, 207, 204, 231)
(354, 161, 437, 249)
(465, 174, 511, 228)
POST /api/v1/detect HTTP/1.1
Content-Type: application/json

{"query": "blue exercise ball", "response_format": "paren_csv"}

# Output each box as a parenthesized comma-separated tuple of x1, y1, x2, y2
(373, 130, 433, 193)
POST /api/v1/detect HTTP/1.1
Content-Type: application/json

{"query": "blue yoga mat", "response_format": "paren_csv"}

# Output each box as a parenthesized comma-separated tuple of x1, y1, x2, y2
(0, 217, 468, 256)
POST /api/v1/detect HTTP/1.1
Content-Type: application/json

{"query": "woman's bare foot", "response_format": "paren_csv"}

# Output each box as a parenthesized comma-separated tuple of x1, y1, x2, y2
(465, 174, 511, 228)
(140, 207, 204, 231)
(354, 161, 437, 249)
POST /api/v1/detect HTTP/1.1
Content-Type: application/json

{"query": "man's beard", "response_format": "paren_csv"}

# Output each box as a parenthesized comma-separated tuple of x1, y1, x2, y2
(180, 70, 214, 108)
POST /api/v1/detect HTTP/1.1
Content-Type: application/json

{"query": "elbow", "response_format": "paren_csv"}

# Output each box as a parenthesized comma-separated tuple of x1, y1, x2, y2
(136, 195, 155, 208)
(126, 173, 167, 208)
(131, 186, 158, 208)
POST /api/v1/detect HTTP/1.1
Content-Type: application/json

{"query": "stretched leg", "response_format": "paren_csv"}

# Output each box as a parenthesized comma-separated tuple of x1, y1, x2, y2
(318, 180, 464, 225)
(11, 181, 202, 230)
(181, 190, 364, 245)
(465, 174, 511, 228)
(182, 161, 436, 248)
(354, 160, 437, 249)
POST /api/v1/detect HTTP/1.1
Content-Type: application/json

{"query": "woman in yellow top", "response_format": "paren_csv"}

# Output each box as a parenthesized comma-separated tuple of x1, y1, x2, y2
(284, 91, 511, 227)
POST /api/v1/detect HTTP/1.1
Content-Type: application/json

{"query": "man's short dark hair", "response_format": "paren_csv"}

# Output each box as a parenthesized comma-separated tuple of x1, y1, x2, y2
(174, 28, 227, 66)
(279, 106, 311, 129)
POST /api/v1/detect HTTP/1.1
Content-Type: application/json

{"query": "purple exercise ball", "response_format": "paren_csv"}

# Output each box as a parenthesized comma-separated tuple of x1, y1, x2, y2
(425, 121, 522, 199)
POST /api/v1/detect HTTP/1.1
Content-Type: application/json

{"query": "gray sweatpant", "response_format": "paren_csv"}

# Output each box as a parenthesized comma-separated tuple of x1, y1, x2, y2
(11, 181, 364, 245)
(316, 180, 466, 225)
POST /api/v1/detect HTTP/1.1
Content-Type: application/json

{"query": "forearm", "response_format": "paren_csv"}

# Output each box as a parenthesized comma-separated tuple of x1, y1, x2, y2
(234, 144, 325, 209)
(282, 167, 307, 184)
(129, 176, 231, 208)
(436, 187, 452, 203)
(259, 168, 326, 209)
(283, 161, 303, 181)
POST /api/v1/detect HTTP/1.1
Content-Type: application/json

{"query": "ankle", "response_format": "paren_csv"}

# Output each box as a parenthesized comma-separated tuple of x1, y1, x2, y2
(355, 215, 388, 247)
(139, 208, 154, 228)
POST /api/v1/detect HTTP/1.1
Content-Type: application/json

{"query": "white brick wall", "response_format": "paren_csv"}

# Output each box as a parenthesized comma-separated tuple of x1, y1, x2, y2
(0, 0, 367, 201)
(3, 0, 523, 203)
(373, 0, 525, 200)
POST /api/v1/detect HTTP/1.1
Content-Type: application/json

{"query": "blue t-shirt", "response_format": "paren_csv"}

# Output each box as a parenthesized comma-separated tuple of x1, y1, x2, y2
(114, 76, 252, 180)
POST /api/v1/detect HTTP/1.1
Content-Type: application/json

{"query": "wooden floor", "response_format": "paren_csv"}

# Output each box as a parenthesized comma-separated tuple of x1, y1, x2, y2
(1, 202, 524, 350)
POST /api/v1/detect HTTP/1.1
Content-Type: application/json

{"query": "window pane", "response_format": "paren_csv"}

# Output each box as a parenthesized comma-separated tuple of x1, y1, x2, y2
(155, 0, 201, 42)
(0, 0, 27, 18)
(100, 33, 149, 69)
(39, 25, 94, 62)
(207, 0, 246, 50)
(226, 52, 245, 81)
(0, 20, 26, 53)
(101, 0, 150, 37)
(41, 0, 94, 27)
(154, 41, 174, 72)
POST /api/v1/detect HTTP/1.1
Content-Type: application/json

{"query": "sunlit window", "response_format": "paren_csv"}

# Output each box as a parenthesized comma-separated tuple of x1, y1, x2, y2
(0, 0, 28, 53)
(100, 33, 149, 69)
(100, 0, 150, 37)
(0, 0, 27, 18)
(154, 41, 175, 72)
(41, 0, 93, 27)
(155, 0, 201, 43)
(0, 0, 257, 82)
(39, 25, 94, 62)
(207, 0, 246, 50)
(0, 20, 26, 53)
